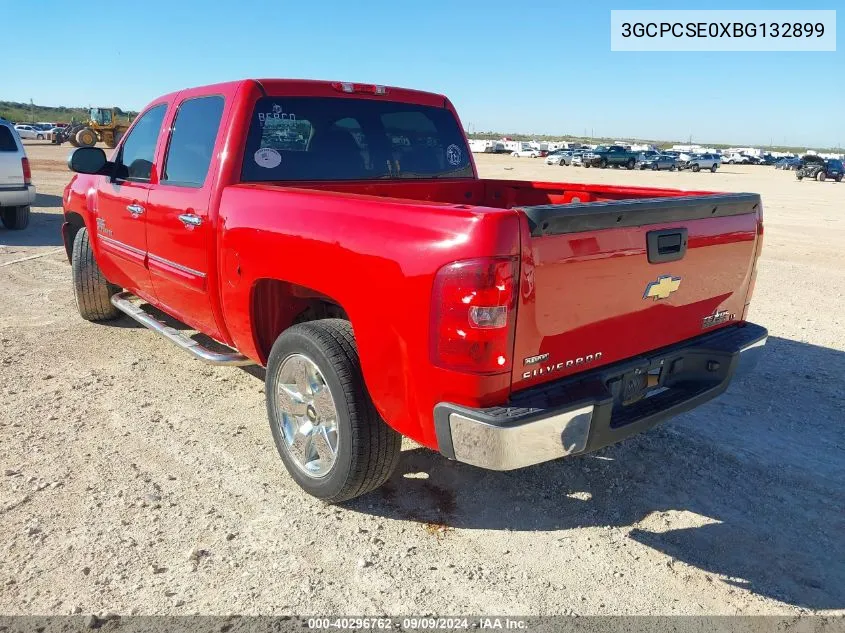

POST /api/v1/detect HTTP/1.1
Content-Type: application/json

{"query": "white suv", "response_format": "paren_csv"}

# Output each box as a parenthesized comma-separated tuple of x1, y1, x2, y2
(0, 120, 35, 229)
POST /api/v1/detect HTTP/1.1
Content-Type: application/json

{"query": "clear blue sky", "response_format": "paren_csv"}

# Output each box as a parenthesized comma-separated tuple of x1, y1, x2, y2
(4, 0, 843, 148)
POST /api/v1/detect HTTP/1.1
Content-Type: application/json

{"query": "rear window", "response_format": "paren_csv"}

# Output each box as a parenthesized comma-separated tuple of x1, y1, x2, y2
(0, 126, 18, 152)
(241, 97, 473, 182)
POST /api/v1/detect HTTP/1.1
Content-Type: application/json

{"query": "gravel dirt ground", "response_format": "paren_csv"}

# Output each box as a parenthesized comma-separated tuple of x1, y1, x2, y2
(1, 144, 843, 617)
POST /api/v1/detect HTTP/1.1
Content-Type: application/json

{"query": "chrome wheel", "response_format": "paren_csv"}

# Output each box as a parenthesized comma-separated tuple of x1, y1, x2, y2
(274, 354, 338, 478)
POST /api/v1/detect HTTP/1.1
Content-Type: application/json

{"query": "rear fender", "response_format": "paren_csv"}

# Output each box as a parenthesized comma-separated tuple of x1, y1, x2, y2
(217, 188, 520, 448)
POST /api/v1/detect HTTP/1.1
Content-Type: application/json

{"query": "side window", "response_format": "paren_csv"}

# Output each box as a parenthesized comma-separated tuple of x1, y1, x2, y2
(162, 96, 225, 187)
(117, 104, 167, 182)
(0, 126, 18, 151)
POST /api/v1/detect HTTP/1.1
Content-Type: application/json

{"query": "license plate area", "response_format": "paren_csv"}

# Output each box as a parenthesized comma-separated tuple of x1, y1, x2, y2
(611, 361, 667, 407)
(605, 348, 732, 427)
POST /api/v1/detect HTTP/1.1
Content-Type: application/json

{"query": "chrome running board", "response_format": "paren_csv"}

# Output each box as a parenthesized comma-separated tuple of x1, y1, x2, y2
(110, 291, 254, 366)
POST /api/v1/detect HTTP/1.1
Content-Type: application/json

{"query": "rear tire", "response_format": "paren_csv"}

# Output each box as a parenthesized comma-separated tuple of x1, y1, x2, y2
(0, 205, 30, 230)
(266, 319, 401, 503)
(36, 134, 44, 140)
(71, 227, 120, 322)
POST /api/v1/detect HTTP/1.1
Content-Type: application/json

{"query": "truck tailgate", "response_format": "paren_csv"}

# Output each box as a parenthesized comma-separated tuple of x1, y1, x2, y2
(512, 193, 761, 390)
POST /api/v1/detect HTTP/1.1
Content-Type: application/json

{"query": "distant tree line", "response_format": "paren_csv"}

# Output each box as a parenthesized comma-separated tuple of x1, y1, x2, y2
(0, 101, 137, 124)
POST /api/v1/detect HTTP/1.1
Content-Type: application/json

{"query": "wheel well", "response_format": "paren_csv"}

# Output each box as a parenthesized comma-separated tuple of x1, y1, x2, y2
(251, 279, 349, 364)
(64, 212, 86, 262)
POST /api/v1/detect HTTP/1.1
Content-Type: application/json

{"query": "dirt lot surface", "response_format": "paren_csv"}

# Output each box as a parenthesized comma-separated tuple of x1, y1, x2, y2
(1, 143, 843, 617)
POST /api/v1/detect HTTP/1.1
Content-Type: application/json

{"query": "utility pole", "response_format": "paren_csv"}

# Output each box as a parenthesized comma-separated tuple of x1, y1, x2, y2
(30, 98, 34, 123)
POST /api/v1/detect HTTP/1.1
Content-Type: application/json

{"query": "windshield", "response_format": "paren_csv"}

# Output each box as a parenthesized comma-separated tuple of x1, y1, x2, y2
(592, 146, 608, 152)
(241, 97, 474, 182)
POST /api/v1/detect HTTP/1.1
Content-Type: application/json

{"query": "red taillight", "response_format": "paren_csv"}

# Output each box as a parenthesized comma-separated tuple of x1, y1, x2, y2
(21, 157, 32, 185)
(430, 256, 518, 374)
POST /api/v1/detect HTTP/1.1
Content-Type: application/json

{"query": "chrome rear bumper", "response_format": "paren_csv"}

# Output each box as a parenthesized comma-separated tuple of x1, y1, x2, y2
(435, 322, 767, 471)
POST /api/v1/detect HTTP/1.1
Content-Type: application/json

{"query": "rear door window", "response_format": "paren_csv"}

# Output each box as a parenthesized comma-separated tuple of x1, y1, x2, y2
(162, 96, 225, 187)
(241, 97, 472, 182)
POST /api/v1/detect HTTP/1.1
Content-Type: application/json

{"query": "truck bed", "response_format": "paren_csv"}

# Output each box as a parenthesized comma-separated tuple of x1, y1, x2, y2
(260, 177, 711, 209)
(236, 177, 761, 392)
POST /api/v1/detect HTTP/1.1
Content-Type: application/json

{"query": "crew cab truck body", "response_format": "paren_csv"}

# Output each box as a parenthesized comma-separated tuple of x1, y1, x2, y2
(62, 79, 766, 501)
(584, 145, 639, 169)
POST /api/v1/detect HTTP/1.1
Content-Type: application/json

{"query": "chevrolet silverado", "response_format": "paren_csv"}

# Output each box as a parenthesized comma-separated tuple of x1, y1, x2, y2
(61, 79, 766, 502)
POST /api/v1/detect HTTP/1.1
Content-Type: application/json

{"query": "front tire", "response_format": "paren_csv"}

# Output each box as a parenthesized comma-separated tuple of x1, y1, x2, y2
(0, 205, 30, 230)
(71, 227, 120, 321)
(266, 319, 401, 503)
(75, 128, 97, 148)
(710, 163, 718, 173)
(691, 164, 701, 172)
(818, 171, 826, 182)
(626, 158, 635, 170)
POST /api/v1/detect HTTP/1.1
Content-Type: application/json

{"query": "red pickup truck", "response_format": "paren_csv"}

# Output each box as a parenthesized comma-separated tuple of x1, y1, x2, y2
(62, 79, 766, 502)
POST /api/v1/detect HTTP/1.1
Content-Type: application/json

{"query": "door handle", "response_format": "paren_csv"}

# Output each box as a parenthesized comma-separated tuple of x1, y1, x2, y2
(126, 204, 144, 217)
(178, 213, 203, 228)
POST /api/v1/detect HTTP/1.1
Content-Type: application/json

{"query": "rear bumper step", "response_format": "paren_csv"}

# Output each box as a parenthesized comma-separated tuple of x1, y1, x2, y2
(110, 292, 254, 366)
(434, 322, 767, 471)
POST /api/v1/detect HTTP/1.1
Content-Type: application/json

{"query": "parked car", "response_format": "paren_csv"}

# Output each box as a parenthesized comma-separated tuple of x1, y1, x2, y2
(62, 78, 766, 502)
(512, 147, 540, 158)
(584, 145, 638, 169)
(636, 150, 661, 163)
(0, 119, 34, 229)
(13, 124, 46, 140)
(724, 153, 751, 165)
(545, 149, 572, 166)
(639, 153, 677, 171)
(684, 153, 721, 172)
(570, 151, 585, 166)
(796, 155, 843, 182)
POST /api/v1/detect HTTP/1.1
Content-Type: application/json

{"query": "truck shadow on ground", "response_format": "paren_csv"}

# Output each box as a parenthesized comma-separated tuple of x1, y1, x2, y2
(34, 193, 64, 208)
(0, 204, 64, 248)
(348, 336, 845, 610)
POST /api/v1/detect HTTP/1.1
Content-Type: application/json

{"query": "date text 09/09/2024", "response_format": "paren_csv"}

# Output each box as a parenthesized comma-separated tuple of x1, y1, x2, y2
(306, 617, 528, 629)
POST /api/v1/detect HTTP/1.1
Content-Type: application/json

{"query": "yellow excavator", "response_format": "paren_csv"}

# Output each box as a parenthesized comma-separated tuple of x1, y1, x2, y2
(59, 108, 132, 148)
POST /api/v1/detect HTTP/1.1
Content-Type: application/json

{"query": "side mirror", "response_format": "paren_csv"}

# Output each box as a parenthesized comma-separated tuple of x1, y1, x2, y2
(68, 147, 112, 175)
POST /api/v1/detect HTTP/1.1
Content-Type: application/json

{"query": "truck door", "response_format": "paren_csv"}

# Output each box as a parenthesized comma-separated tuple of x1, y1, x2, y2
(145, 95, 227, 339)
(94, 103, 168, 301)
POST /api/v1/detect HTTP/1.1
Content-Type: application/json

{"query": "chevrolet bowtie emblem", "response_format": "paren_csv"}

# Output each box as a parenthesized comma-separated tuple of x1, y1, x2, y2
(644, 275, 681, 300)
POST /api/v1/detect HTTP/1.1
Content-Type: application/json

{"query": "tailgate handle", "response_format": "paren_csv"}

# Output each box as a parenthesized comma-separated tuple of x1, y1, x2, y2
(647, 228, 688, 263)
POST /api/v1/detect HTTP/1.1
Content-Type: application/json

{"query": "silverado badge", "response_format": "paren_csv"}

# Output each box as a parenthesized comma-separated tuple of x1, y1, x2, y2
(702, 309, 735, 329)
(644, 275, 681, 301)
